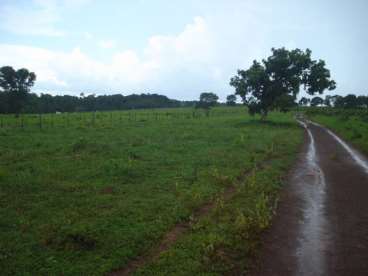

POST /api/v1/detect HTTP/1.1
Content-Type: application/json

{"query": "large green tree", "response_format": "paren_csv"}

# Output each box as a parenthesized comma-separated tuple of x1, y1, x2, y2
(230, 48, 336, 118)
(0, 66, 36, 115)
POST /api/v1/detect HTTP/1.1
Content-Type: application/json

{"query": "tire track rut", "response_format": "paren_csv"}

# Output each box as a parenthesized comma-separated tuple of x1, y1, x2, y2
(251, 120, 368, 276)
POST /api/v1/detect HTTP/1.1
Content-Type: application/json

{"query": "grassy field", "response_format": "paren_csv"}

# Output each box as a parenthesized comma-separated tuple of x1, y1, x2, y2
(0, 107, 302, 275)
(308, 111, 368, 155)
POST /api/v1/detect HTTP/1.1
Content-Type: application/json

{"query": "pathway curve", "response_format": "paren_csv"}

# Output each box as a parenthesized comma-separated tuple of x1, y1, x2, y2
(251, 120, 368, 276)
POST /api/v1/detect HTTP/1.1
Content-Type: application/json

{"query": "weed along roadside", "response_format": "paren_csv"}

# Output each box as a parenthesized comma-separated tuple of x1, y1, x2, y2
(305, 108, 368, 155)
(110, 156, 297, 275)
(0, 108, 302, 275)
(128, 159, 302, 275)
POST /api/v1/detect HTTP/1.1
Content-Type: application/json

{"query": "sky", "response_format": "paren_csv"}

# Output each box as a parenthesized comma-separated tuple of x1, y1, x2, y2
(0, 0, 367, 101)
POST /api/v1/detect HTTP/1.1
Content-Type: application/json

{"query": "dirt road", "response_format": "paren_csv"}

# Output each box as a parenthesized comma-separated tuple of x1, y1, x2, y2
(251, 120, 368, 275)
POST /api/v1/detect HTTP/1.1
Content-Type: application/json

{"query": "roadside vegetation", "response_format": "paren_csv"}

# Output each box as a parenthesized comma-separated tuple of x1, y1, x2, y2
(305, 107, 368, 155)
(135, 150, 299, 275)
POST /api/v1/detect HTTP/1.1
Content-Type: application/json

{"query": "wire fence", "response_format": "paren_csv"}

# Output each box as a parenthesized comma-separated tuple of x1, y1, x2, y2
(0, 107, 244, 130)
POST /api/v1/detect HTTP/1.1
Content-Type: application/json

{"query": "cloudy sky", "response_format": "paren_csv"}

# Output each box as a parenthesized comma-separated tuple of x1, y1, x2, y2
(0, 0, 366, 100)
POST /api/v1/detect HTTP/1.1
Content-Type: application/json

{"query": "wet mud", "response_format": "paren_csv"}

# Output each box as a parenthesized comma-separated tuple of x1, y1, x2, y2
(251, 120, 368, 276)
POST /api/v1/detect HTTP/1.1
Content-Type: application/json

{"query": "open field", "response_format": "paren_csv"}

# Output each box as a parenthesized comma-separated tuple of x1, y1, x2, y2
(0, 107, 302, 275)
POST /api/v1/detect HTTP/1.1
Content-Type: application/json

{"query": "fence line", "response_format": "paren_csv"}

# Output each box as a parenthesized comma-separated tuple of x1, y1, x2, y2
(0, 108, 243, 130)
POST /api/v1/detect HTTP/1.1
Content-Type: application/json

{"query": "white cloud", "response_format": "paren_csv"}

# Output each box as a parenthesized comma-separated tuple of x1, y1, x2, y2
(0, 0, 357, 99)
(0, 0, 64, 37)
(144, 17, 214, 69)
(62, 0, 92, 9)
(0, 12, 269, 100)
(0, 16, 219, 96)
(0, 0, 92, 37)
(83, 32, 93, 40)
(98, 40, 117, 49)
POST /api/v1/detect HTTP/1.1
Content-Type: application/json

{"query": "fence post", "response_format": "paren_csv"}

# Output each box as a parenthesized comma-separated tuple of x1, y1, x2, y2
(21, 115, 24, 129)
(39, 114, 42, 129)
(92, 111, 96, 126)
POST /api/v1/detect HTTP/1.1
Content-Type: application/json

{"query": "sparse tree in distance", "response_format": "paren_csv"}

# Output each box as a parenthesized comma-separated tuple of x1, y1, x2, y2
(0, 66, 36, 116)
(310, 96, 324, 107)
(329, 95, 342, 107)
(324, 95, 333, 107)
(328, 94, 368, 109)
(230, 48, 336, 119)
(196, 92, 219, 116)
(343, 94, 358, 109)
(226, 94, 237, 106)
(357, 95, 368, 108)
(298, 97, 310, 106)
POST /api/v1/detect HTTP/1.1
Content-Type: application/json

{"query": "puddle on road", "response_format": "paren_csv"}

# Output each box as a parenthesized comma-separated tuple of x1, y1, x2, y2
(296, 121, 329, 276)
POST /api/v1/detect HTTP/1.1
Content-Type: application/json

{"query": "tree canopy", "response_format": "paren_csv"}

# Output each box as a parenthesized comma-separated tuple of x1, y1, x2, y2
(298, 97, 310, 106)
(230, 48, 336, 118)
(0, 92, 195, 114)
(298, 94, 368, 109)
(195, 92, 219, 110)
(226, 94, 237, 106)
(310, 96, 324, 107)
(0, 66, 36, 115)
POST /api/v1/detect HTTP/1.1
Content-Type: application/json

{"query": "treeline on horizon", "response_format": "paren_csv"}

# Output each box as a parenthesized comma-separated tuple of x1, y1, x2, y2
(1, 91, 368, 115)
(1, 64, 367, 115)
(0, 92, 198, 114)
(300, 94, 368, 108)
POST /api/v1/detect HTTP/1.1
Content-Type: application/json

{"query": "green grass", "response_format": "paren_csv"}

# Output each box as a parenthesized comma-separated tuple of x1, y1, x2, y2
(0, 107, 302, 275)
(310, 114, 368, 155)
(135, 158, 299, 275)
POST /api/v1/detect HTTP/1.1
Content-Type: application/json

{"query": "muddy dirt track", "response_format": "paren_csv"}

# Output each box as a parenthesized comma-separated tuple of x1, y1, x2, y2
(251, 120, 368, 276)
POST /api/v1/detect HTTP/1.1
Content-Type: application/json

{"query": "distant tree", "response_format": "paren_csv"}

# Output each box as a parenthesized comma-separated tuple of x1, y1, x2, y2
(329, 94, 368, 109)
(196, 92, 219, 115)
(0, 91, 9, 113)
(230, 48, 336, 119)
(334, 96, 344, 108)
(298, 97, 310, 106)
(310, 96, 324, 107)
(357, 95, 368, 108)
(39, 93, 55, 113)
(226, 94, 237, 106)
(324, 95, 333, 107)
(330, 95, 343, 108)
(0, 66, 36, 116)
(3, 92, 184, 114)
(343, 94, 358, 108)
